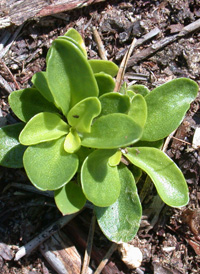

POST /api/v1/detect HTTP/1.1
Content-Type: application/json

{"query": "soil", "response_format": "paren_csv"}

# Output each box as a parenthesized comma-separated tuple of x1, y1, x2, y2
(0, 1, 200, 273)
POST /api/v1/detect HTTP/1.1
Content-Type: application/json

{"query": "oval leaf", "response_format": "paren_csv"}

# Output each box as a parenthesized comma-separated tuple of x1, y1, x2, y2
(95, 72, 115, 96)
(9, 88, 58, 122)
(108, 150, 122, 167)
(128, 94, 147, 128)
(127, 84, 150, 97)
(64, 28, 87, 57)
(19, 112, 69, 146)
(23, 137, 79, 190)
(47, 39, 99, 116)
(54, 181, 86, 214)
(95, 165, 142, 243)
(67, 97, 101, 133)
(88, 60, 119, 77)
(124, 147, 189, 207)
(81, 113, 143, 149)
(99, 93, 130, 116)
(64, 129, 81, 153)
(81, 149, 121, 207)
(142, 78, 199, 141)
(0, 123, 26, 168)
(31, 72, 55, 103)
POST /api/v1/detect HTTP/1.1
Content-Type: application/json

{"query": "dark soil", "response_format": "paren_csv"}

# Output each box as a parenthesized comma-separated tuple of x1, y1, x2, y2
(0, 1, 200, 273)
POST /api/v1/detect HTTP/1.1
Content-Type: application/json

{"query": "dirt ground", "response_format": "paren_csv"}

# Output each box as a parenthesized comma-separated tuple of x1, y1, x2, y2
(0, 0, 200, 273)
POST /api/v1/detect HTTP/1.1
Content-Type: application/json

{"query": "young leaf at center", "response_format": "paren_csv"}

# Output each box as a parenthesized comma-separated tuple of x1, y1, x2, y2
(67, 97, 101, 133)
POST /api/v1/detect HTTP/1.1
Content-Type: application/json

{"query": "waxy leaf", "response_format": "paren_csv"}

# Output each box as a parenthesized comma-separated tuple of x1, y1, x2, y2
(124, 147, 189, 207)
(64, 129, 81, 153)
(23, 137, 79, 190)
(81, 149, 120, 207)
(108, 150, 122, 166)
(128, 94, 147, 128)
(9, 88, 58, 122)
(88, 60, 119, 77)
(54, 181, 86, 214)
(95, 72, 115, 96)
(19, 112, 69, 146)
(81, 113, 143, 149)
(64, 28, 87, 57)
(32, 72, 55, 103)
(0, 123, 26, 168)
(95, 165, 142, 243)
(142, 78, 199, 141)
(47, 39, 99, 116)
(67, 97, 101, 133)
(127, 84, 150, 97)
(99, 93, 130, 116)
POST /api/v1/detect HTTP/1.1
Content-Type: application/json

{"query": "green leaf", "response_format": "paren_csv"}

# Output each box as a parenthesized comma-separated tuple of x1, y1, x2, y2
(8, 88, 58, 122)
(124, 147, 189, 207)
(142, 78, 199, 141)
(108, 150, 122, 166)
(19, 112, 69, 146)
(95, 165, 142, 243)
(133, 139, 163, 149)
(128, 94, 147, 128)
(47, 39, 99, 116)
(0, 123, 26, 168)
(127, 84, 150, 97)
(81, 149, 120, 207)
(67, 97, 101, 133)
(31, 72, 55, 103)
(23, 137, 79, 190)
(54, 181, 86, 214)
(64, 128, 81, 153)
(64, 28, 87, 57)
(88, 60, 119, 77)
(99, 93, 130, 116)
(81, 113, 143, 149)
(94, 72, 115, 96)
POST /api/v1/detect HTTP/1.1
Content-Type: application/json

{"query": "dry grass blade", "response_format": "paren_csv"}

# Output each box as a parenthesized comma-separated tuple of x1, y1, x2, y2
(93, 26, 107, 60)
(94, 242, 118, 274)
(81, 213, 96, 274)
(114, 38, 137, 93)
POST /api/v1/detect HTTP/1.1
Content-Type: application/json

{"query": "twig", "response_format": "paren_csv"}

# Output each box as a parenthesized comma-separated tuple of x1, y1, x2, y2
(0, 74, 13, 93)
(93, 27, 107, 60)
(81, 213, 96, 274)
(161, 129, 177, 152)
(0, 23, 25, 59)
(127, 18, 200, 67)
(1, 61, 20, 90)
(3, 182, 54, 198)
(14, 212, 80, 261)
(94, 242, 118, 274)
(114, 38, 137, 93)
(135, 27, 161, 47)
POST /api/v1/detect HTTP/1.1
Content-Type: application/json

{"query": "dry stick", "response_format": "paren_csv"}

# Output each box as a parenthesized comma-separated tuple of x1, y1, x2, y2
(0, 23, 25, 59)
(114, 38, 137, 93)
(127, 18, 200, 67)
(0, 74, 13, 93)
(81, 213, 96, 274)
(93, 26, 107, 60)
(1, 61, 20, 90)
(94, 242, 118, 274)
(14, 212, 79, 261)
